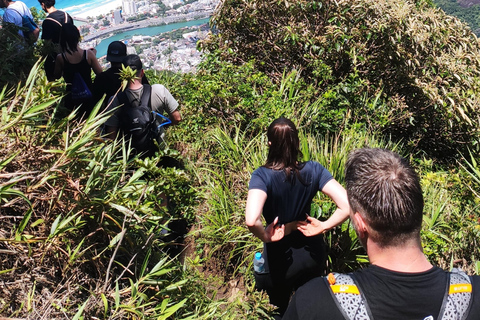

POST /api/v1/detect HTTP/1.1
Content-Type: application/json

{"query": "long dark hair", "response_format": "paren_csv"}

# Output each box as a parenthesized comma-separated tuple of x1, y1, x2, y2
(264, 117, 305, 182)
(59, 23, 80, 54)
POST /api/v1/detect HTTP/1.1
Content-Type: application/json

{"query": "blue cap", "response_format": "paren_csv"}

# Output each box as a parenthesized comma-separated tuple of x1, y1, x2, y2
(255, 252, 262, 259)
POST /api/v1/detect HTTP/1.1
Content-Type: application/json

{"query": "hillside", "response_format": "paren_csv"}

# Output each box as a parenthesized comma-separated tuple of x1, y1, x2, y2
(0, 0, 479, 318)
(434, 0, 480, 35)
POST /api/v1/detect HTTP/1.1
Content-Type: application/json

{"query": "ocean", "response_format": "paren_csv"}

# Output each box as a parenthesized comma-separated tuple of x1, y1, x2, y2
(23, 0, 108, 18)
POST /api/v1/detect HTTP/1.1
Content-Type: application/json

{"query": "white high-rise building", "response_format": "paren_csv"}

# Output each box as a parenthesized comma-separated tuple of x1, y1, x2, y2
(122, 0, 137, 15)
(113, 9, 123, 24)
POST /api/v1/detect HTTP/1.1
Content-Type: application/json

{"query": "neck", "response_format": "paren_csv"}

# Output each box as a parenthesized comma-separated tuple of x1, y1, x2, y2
(66, 45, 81, 54)
(45, 7, 57, 14)
(128, 79, 143, 90)
(366, 237, 433, 273)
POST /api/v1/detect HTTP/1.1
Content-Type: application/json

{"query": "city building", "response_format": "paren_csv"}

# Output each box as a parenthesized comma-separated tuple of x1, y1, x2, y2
(122, 0, 137, 15)
(113, 9, 124, 24)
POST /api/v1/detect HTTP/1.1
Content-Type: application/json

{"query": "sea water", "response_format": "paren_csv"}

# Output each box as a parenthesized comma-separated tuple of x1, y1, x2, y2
(22, 0, 110, 18)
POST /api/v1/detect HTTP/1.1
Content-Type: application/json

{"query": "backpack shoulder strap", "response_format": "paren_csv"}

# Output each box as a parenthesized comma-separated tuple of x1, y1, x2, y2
(8, 7, 23, 18)
(438, 268, 473, 320)
(45, 16, 63, 27)
(61, 52, 69, 63)
(116, 89, 132, 131)
(117, 90, 130, 108)
(326, 273, 373, 320)
(8, 8, 23, 18)
(139, 84, 152, 110)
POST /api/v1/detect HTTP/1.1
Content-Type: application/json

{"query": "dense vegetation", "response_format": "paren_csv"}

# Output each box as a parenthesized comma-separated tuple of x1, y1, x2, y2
(433, 0, 480, 36)
(202, 0, 480, 161)
(0, 0, 479, 318)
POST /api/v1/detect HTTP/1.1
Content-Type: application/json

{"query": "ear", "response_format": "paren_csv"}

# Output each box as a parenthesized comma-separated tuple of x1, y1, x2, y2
(353, 212, 368, 236)
(268, 141, 271, 146)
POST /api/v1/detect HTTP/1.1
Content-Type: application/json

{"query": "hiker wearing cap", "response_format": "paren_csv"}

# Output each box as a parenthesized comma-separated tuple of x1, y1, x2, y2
(104, 54, 181, 157)
(92, 41, 149, 109)
(38, 0, 73, 81)
(283, 148, 480, 320)
(0, 0, 39, 41)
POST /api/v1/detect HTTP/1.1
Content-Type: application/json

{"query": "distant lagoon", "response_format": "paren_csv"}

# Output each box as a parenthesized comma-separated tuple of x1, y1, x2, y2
(93, 17, 210, 58)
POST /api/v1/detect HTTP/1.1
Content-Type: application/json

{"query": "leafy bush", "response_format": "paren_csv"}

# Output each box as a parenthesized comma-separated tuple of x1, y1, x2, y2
(202, 0, 480, 160)
(0, 64, 199, 318)
(0, 25, 39, 88)
(420, 161, 480, 272)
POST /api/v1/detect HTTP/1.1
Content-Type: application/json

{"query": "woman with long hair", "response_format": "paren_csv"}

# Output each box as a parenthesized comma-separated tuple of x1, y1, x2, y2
(245, 117, 350, 316)
(54, 23, 102, 117)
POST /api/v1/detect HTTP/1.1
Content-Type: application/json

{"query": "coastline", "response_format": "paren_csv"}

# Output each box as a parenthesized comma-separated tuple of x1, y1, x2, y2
(22, 0, 121, 19)
(69, 0, 122, 19)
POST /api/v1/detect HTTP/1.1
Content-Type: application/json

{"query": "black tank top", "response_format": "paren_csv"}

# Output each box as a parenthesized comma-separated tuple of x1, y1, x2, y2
(62, 50, 93, 91)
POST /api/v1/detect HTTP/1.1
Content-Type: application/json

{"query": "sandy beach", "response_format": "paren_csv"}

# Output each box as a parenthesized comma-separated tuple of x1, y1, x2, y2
(68, 0, 122, 19)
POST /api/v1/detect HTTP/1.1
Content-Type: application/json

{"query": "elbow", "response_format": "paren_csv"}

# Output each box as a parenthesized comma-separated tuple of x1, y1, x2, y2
(245, 216, 257, 228)
(170, 111, 182, 125)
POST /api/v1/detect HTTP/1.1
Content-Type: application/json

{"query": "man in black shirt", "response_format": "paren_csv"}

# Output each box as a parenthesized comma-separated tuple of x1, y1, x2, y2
(38, 0, 73, 81)
(283, 148, 480, 320)
(93, 41, 149, 111)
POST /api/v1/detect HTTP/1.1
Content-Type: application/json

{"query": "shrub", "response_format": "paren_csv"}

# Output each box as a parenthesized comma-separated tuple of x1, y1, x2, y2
(0, 63, 198, 318)
(202, 0, 480, 160)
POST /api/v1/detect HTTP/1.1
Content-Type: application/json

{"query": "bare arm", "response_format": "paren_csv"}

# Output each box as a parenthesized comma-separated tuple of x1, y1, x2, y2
(169, 110, 182, 125)
(87, 49, 103, 75)
(245, 189, 285, 243)
(31, 28, 40, 42)
(297, 179, 350, 236)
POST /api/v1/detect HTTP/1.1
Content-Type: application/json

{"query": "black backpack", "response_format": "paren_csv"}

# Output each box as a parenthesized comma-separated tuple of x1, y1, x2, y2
(117, 84, 159, 155)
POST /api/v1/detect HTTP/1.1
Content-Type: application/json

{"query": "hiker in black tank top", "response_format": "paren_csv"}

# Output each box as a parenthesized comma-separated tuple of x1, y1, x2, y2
(61, 50, 93, 92)
(54, 23, 102, 118)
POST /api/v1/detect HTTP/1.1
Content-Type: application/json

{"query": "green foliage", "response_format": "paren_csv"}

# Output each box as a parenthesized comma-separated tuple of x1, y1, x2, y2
(202, 0, 480, 160)
(30, 6, 46, 23)
(420, 164, 480, 271)
(433, 0, 480, 36)
(0, 0, 479, 317)
(0, 64, 200, 318)
(0, 26, 39, 87)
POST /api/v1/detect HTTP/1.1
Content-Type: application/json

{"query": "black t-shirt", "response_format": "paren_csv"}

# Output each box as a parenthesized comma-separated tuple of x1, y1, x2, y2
(283, 265, 480, 320)
(248, 161, 333, 225)
(93, 67, 123, 103)
(93, 66, 150, 106)
(41, 10, 73, 43)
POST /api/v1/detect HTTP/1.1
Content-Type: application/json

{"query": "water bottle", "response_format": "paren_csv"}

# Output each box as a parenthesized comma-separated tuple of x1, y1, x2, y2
(253, 252, 265, 273)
